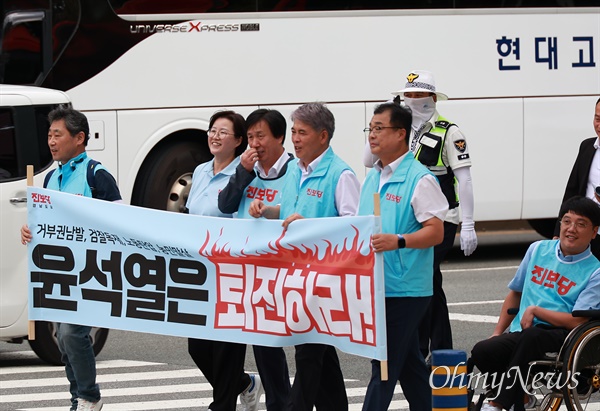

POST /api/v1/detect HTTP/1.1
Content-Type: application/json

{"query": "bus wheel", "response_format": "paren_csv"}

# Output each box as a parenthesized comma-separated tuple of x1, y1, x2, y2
(131, 136, 209, 212)
(28, 321, 109, 365)
(527, 218, 555, 239)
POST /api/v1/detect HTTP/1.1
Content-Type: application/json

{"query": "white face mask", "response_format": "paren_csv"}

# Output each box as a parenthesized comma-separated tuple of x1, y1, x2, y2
(403, 96, 436, 129)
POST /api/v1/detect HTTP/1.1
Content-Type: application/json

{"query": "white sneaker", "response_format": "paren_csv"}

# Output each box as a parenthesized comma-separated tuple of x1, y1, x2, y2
(239, 374, 263, 411)
(76, 398, 103, 411)
(481, 403, 502, 411)
(509, 393, 537, 410)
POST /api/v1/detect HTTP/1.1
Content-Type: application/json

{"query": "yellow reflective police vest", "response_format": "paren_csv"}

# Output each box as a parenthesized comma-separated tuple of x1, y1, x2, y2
(414, 116, 459, 209)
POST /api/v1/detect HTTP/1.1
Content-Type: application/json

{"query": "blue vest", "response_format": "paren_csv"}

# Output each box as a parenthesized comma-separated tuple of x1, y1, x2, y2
(280, 148, 353, 218)
(186, 158, 240, 217)
(359, 152, 434, 297)
(45, 152, 105, 197)
(238, 175, 287, 219)
(510, 240, 599, 332)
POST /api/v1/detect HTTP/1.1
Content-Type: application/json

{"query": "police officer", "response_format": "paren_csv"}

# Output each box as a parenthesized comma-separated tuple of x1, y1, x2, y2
(392, 70, 478, 359)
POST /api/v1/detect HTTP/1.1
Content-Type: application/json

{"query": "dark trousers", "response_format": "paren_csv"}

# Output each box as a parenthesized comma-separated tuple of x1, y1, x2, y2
(362, 297, 432, 411)
(287, 343, 348, 411)
(470, 326, 568, 410)
(253, 345, 291, 410)
(188, 338, 251, 411)
(419, 221, 457, 358)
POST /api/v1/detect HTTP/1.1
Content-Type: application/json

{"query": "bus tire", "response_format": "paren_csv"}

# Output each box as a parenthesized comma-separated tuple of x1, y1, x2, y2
(131, 136, 209, 212)
(527, 218, 555, 239)
(28, 321, 109, 365)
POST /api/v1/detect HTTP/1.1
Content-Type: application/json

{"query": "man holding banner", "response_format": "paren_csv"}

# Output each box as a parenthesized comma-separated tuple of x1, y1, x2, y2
(249, 102, 360, 411)
(21, 107, 121, 411)
(218, 108, 294, 411)
(359, 103, 448, 411)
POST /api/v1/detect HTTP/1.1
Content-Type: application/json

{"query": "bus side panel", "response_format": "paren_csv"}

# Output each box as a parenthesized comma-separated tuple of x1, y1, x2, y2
(437, 99, 524, 222)
(115, 107, 257, 203)
(521, 96, 598, 220)
(82, 111, 119, 181)
(67, 11, 600, 111)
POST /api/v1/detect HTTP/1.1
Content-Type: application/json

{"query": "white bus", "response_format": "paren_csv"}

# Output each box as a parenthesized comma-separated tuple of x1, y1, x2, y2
(2, 0, 599, 233)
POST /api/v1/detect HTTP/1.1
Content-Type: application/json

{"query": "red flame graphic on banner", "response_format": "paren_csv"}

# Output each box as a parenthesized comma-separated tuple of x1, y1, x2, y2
(196, 226, 377, 345)
(198, 226, 372, 270)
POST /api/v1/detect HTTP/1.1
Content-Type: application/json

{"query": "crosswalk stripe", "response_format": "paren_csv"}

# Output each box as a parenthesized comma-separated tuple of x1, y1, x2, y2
(16, 398, 214, 411)
(449, 313, 499, 323)
(2, 358, 413, 410)
(0, 359, 162, 375)
(0, 369, 202, 389)
(1, 382, 211, 403)
(3, 383, 401, 403)
(16, 396, 419, 411)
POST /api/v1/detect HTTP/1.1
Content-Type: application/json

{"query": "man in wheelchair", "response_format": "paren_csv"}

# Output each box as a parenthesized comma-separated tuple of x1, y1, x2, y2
(470, 196, 600, 411)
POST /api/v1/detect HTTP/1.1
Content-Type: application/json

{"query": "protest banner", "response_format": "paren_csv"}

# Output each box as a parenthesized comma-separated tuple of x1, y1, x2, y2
(27, 187, 387, 360)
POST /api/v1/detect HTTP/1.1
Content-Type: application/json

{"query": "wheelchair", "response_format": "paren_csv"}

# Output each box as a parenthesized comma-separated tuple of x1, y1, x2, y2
(471, 310, 600, 411)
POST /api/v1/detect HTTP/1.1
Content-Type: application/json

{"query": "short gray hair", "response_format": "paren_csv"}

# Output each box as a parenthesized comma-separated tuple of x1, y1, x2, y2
(291, 102, 335, 141)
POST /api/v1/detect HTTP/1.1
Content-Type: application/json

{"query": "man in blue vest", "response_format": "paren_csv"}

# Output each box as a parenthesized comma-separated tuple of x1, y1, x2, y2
(394, 70, 478, 360)
(21, 107, 120, 411)
(248, 102, 360, 411)
(471, 195, 600, 411)
(218, 108, 294, 411)
(359, 102, 448, 411)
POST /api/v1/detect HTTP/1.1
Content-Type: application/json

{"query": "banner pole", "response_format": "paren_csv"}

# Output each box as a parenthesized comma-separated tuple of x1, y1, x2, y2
(27, 165, 35, 340)
(373, 193, 388, 381)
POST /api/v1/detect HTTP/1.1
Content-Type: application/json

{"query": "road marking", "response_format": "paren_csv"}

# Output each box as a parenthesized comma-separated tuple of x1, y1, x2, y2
(13, 386, 405, 410)
(2, 383, 211, 403)
(443, 265, 519, 273)
(2, 359, 398, 410)
(5, 384, 382, 404)
(0, 359, 163, 375)
(0, 368, 202, 389)
(449, 313, 499, 323)
(448, 300, 504, 306)
(4, 358, 599, 411)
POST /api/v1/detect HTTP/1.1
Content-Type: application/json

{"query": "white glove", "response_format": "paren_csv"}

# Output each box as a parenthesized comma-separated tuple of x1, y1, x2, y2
(460, 221, 478, 256)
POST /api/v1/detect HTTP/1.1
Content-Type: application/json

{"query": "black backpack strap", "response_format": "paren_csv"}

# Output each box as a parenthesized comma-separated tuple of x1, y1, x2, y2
(87, 159, 101, 198)
(43, 169, 55, 188)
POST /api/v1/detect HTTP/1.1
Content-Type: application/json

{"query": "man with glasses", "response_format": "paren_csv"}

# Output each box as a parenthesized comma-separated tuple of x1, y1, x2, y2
(360, 103, 448, 411)
(470, 195, 600, 411)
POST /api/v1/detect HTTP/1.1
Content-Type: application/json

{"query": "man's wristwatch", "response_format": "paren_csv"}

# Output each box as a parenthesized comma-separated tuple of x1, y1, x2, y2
(397, 234, 406, 249)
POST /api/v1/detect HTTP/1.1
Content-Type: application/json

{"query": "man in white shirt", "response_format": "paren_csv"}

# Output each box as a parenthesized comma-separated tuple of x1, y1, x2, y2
(249, 102, 360, 411)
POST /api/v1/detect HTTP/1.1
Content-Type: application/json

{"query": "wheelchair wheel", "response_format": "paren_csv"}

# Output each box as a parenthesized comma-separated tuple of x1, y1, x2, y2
(561, 321, 600, 411)
(539, 394, 562, 411)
